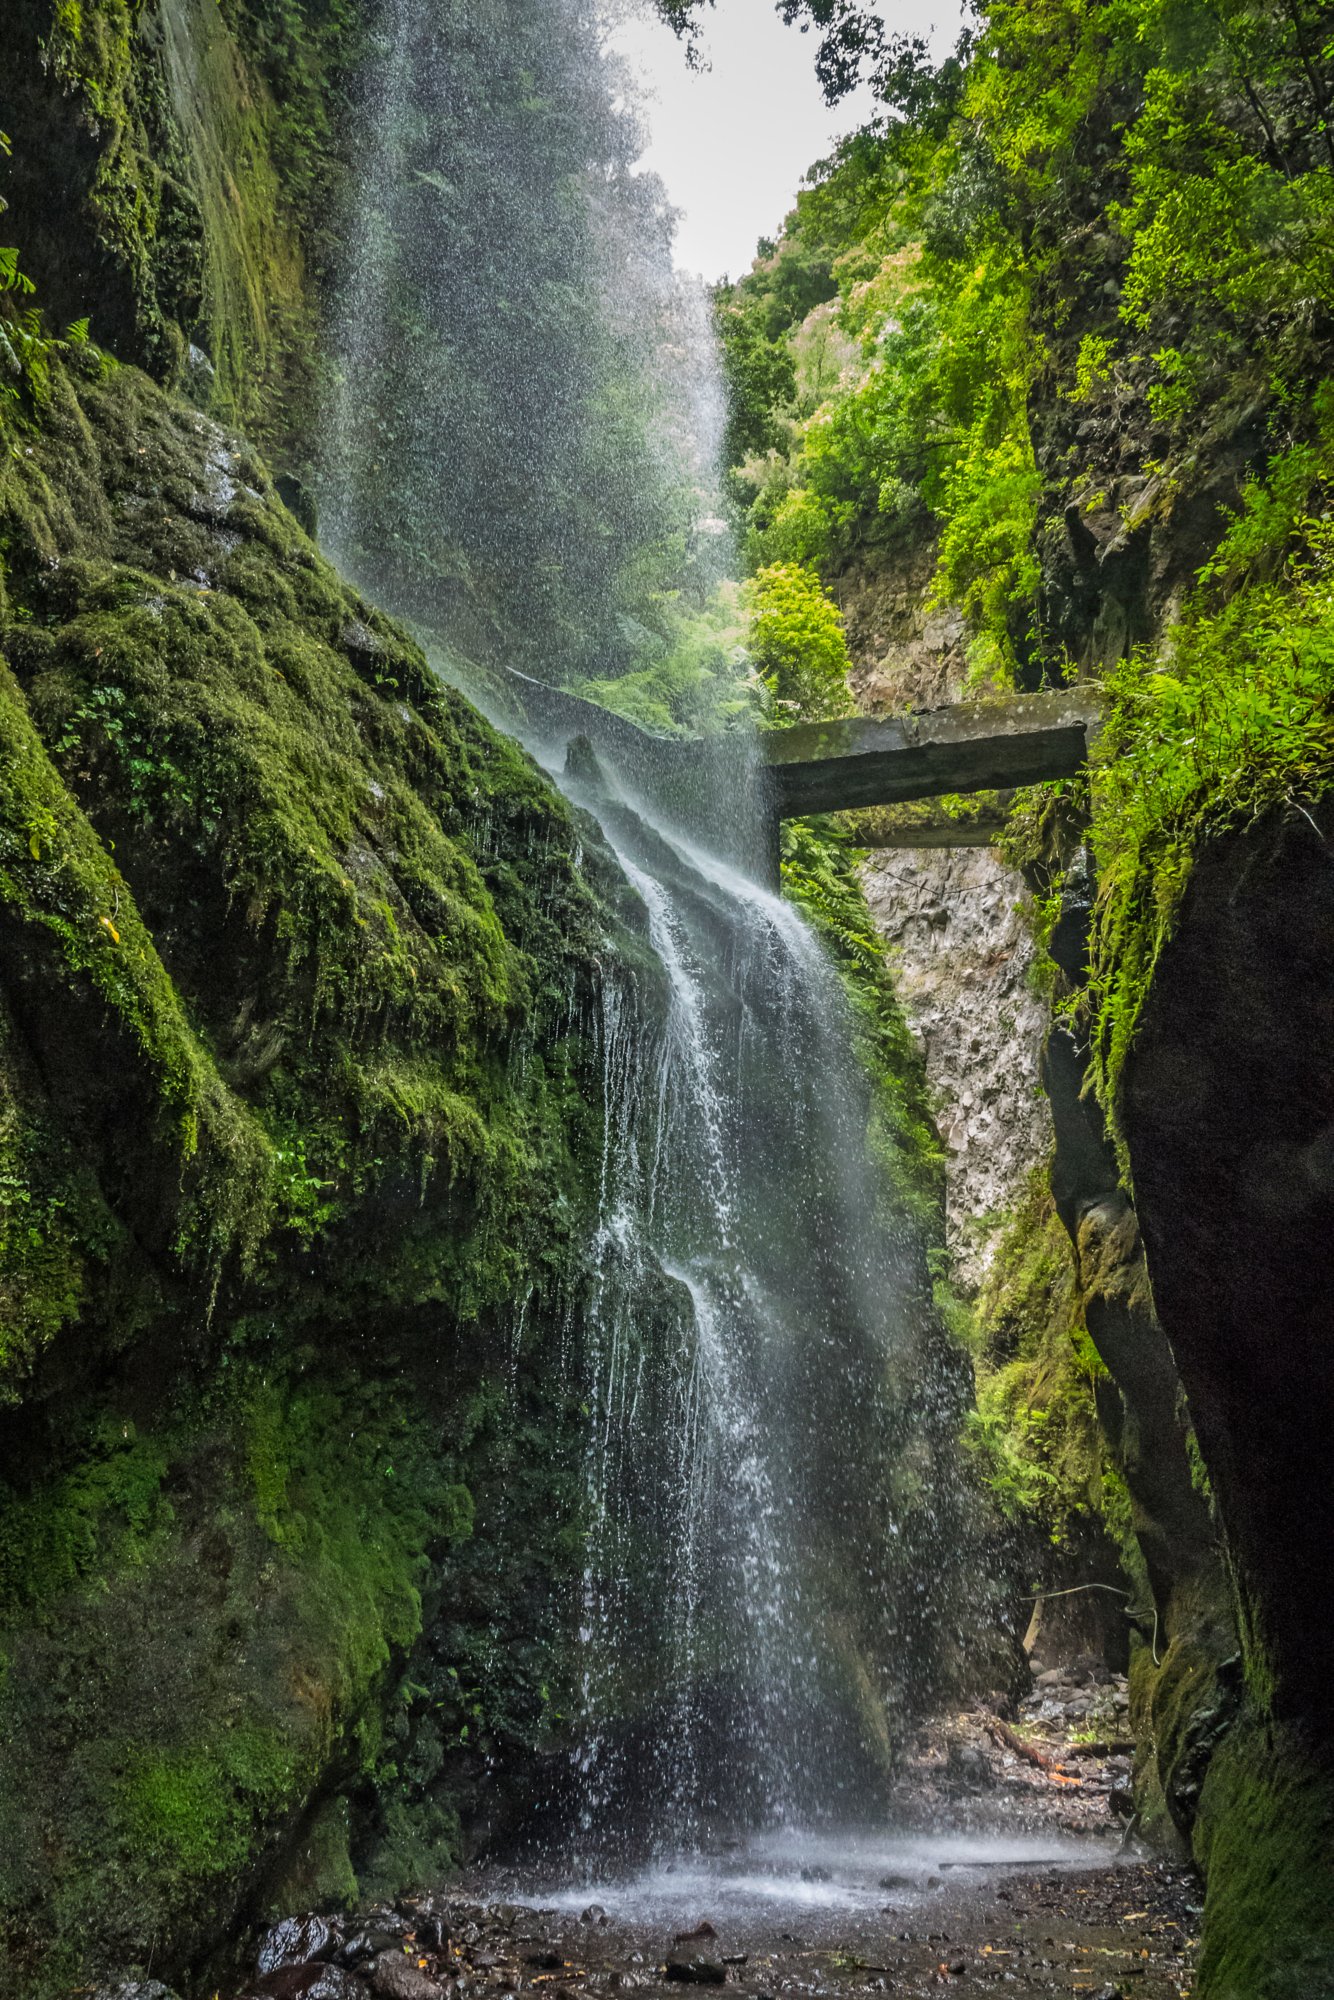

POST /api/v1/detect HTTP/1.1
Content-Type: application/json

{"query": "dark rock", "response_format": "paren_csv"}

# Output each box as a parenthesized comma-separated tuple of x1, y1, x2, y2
(1047, 845, 1095, 981)
(340, 617, 386, 666)
(945, 1741, 994, 1788)
(878, 1874, 915, 1891)
(259, 1916, 340, 1975)
(368, 1951, 446, 1999)
(340, 1933, 411, 1969)
(257, 1968, 369, 2000)
(526, 1950, 565, 1969)
(408, 1907, 453, 1953)
(673, 1922, 717, 1943)
(275, 471, 318, 537)
(664, 1963, 726, 1985)
(581, 1903, 608, 1924)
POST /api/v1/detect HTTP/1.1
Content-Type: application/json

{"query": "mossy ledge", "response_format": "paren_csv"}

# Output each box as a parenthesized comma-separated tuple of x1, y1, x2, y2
(0, 352, 652, 1996)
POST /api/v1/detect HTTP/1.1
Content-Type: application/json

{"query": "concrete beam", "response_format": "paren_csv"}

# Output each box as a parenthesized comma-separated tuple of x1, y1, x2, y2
(761, 690, 1104, 819)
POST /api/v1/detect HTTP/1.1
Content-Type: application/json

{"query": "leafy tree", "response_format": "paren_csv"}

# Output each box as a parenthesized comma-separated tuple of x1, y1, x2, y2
(744, 561, 855, 721)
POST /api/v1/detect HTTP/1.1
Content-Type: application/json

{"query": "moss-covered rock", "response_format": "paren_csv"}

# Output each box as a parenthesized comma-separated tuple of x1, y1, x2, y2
(1192, 1717, 1334, 2000)
(0, 0, 356, 454)
(0, 353, 645, 1994)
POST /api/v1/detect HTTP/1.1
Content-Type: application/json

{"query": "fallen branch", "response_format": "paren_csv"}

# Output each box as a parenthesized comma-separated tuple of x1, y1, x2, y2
(983, 1714, 1060, 1772)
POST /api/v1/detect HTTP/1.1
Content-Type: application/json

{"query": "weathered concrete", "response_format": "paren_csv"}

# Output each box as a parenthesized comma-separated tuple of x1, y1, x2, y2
(763, 691, 1104, 819)
(489, 666, 1105, 827)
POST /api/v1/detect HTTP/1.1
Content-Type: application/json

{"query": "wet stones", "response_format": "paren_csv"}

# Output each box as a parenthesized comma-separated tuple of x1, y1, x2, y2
(945, 1740, 995, 1789)
(367, 1950, 447, 1998)
(259, 1916, 340, 1974)
(340, 1932, 416, 1969)
(663, 1962, 726, 1984)
(253, 1968, 370, 2000)
(90, 1985, 182, 2000)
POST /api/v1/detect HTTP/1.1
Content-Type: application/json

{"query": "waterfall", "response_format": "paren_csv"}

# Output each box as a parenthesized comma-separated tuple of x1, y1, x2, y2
(542, 754, 954, 1846)
(320, 0, 981, 1863)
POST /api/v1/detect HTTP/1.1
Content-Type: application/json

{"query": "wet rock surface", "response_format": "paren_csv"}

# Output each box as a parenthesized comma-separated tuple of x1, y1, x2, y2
(859, 842, 1049, 1289)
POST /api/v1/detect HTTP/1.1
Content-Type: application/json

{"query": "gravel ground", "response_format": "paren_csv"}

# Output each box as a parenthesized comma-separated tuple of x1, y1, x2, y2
(230, 1671, 1199, 2000)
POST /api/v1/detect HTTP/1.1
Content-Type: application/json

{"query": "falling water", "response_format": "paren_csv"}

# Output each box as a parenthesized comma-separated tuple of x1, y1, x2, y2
(321, 0, 982, 1865)
(537, 755, 967, 1849)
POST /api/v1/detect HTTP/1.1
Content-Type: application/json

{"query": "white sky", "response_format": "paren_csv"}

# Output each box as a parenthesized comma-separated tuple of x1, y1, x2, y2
(611, 0, 964, 282)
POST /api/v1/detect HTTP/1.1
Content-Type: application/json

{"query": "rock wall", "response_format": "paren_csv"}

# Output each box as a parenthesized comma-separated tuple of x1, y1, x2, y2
(838, 530, 1246, 1856)
(838, 540, 1051, 1292)
(0, 356, 649, 1996)
(861, 843, 1048, 1290)
(1119, 804, 1334, 1995)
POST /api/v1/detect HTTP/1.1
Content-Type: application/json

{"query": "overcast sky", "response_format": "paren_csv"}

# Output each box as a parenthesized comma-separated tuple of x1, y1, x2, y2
(611, 0, 964, 282)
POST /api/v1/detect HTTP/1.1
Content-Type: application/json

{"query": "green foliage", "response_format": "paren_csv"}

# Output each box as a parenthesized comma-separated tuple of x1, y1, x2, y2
(780, 816, 944, 1233)
(964, 1169, 1116, 1552)
(574, 588, 753, 735)
(716, 0, 1334, 1155)
(713, 0, 1334, 691)
(1087, 420, 1334, 1116)
(745, 561, 856, 722)
(0, 134, 64, 448)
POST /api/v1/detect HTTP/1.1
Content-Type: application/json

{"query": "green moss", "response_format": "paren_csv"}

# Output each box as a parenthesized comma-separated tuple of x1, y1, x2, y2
(264, 1794, 359, 1917)
(964, 1169, 1114, 1548)
(0, 646, 275, 1290)
(0, 1419, 170, 1621)
(964, 1168, 1104, 1520)
(1193, 1717, 1334, 1999)
(1087, 418, 1334, 1133)
(117, 1729, 300, 1883)
(780, 814, 946, 1235)
(0, 353, 621, 1992)
(4, 0, 354, 451)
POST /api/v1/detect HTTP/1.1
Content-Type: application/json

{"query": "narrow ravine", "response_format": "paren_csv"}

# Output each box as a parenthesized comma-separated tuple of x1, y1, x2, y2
(3, 0, 1333, 1994)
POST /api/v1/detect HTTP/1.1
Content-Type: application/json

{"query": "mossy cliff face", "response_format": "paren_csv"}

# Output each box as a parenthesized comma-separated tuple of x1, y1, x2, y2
(0, 352, 646, 1995)
(1120, 804, 1334, 1993)
(0, 0, 352, 454)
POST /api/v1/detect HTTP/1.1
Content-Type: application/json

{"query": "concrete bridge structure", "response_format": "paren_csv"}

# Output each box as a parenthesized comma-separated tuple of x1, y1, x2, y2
(486, 667, 1104, 854)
